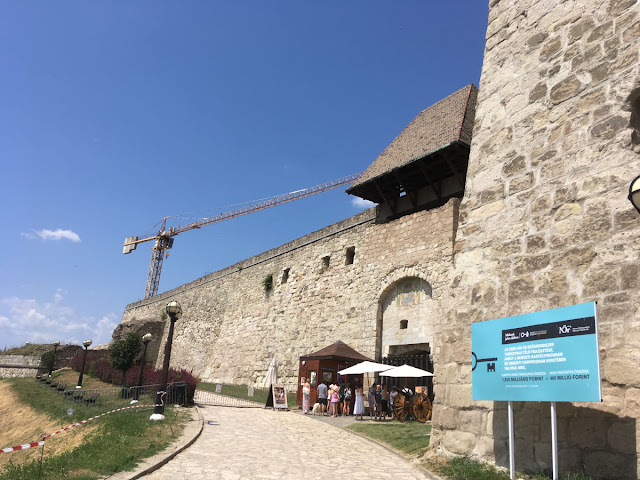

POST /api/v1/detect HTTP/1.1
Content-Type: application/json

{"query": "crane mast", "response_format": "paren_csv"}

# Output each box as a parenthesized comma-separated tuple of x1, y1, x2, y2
(124, 173, 361, 298)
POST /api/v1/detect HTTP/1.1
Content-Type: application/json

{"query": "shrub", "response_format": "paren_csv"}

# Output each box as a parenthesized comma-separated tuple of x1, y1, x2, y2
(71, 352, 197, 405)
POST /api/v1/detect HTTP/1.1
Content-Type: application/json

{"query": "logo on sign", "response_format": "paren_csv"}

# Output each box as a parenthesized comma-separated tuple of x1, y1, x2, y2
(559, 325, 571, 334)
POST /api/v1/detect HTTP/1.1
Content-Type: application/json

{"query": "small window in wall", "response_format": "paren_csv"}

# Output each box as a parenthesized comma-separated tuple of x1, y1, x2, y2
(345, 246, 355, 265)
(400, 319, 408, 330)
(281, 268, 290, 284)
(321, 255, 330, 270)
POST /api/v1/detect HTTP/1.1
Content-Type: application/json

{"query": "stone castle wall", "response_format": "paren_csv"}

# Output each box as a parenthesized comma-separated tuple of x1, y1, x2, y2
(119, 1, 640, 477)
(121, 200, 460, 388)
(429, 1, 640, 478)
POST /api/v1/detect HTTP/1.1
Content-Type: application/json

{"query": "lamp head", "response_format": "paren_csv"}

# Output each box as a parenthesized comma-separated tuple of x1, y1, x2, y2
(53, 340, 60, 347)
(142, 333, 153, 344)
(165, 300, 182, 319)
(629, 174, 640, 214)
(83, 339, 92, 348)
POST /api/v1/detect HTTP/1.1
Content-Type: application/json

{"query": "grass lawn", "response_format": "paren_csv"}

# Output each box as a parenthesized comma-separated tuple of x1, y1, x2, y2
(198, 382, 297, 408)
(345, 420, 431, 455)
(0, 372, 192, 479)
(422, 457, 595, 480)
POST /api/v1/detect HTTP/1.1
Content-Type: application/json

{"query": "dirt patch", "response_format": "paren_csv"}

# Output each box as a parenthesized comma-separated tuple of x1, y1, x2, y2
(0, 382, 97, 471)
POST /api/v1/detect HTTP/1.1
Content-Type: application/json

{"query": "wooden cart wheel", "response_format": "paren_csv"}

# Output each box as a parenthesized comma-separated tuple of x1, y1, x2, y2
(412, 392, 432, 423)
(393, 393, 409, 422)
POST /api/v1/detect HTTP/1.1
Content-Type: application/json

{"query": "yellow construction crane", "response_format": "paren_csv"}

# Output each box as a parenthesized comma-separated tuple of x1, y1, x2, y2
(123, 173, 362, 299)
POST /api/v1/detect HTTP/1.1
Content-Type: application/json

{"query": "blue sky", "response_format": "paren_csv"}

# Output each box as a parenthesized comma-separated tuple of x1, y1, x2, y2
(0, 1, 488, 349)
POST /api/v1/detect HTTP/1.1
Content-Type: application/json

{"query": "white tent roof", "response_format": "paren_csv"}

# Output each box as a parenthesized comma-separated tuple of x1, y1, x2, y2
(379, 364, 433, 378)
(338, 361, 394, 375)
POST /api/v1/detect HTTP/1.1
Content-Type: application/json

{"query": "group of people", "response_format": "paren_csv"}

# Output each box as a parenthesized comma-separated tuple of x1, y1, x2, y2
(301, 377, 406, 421)
(304, 379, 353, 417)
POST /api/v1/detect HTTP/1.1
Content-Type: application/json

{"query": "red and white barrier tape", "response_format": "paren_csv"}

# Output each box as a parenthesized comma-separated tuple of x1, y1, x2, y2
(1, 403, 162, 453)
(1, 441, 45, 453)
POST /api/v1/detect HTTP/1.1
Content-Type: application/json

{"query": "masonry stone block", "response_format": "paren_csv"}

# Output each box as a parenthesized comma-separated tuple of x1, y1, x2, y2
(442, 430, 477, 455)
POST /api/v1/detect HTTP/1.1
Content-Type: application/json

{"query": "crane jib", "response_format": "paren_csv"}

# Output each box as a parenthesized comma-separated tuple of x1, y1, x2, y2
(124, 172, 362, 298)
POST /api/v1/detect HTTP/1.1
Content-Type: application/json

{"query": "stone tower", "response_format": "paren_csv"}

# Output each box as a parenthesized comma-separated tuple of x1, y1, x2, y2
(430, 1, 640, 478)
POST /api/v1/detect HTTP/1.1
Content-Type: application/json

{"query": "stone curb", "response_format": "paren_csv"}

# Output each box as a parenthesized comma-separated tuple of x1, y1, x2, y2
(106, 405, 204, 480)
(342, 427, 446, 480)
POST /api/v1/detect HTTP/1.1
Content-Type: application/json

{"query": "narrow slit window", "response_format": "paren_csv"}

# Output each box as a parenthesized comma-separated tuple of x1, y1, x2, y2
(322, 255, 330, 270)
(400, 320, 408, 330)
(281, 268, 290, 284)
(345, 246, 355, 265)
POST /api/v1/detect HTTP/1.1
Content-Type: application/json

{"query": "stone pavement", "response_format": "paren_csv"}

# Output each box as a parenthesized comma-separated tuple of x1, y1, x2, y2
(141, 405, 430, 479)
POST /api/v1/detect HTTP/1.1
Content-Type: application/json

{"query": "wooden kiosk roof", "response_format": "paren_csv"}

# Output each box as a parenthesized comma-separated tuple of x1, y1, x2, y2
(300, 341, 372, 362)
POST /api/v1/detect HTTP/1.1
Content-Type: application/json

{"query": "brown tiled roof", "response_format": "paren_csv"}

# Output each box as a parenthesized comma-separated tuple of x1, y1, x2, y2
(348, 84, 477, 191)
(300, 341, 372, 361)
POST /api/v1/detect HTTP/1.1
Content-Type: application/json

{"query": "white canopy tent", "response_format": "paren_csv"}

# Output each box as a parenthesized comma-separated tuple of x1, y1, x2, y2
(379, 364, 433, 378)
(338, 361, 394, 375)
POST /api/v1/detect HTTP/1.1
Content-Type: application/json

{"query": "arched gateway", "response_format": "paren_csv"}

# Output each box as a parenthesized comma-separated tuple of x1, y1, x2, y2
(375, 271, 435, 396)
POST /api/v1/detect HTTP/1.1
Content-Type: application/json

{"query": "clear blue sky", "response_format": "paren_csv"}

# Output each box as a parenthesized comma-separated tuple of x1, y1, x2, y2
(0, 1, 488, 349)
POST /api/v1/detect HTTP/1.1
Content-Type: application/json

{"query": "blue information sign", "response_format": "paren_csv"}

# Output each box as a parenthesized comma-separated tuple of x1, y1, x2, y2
(472, 302, 601, 402)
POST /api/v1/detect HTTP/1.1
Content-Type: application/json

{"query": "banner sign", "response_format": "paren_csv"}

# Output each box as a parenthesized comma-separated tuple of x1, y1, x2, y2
(472, 302, 601, 402)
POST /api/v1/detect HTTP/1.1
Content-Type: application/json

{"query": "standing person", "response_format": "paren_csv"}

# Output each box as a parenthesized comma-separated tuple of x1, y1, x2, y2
(328, 383, 335, 416)
(353, 385, 364, 420)
(390, 386, 399, 420)
(381, 385, 389, 421)
(330, 385, 340, 417)
(343, 384, 352, 416)
(302, 377, 311, 414)
(373, 384, 383, 421)
(338, 382, 346, 415)
(368, 381, 377, 418)
(317, 381, 328, 416)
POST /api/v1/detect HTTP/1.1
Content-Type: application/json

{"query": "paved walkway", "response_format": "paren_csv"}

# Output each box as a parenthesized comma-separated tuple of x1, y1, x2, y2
(142, 405, 428, 479)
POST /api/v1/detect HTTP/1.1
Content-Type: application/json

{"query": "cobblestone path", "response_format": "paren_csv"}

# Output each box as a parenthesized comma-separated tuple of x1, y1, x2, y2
(143, 405, 427, 479)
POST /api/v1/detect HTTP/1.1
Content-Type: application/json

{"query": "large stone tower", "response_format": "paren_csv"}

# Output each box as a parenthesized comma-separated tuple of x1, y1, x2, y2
(430, 1, 640, 478)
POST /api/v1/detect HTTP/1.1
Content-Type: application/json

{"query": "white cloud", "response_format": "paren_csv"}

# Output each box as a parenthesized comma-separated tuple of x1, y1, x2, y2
(21, 229, 81, 242)
(0, 291, 116, 349)
(351, 197, 376, 209)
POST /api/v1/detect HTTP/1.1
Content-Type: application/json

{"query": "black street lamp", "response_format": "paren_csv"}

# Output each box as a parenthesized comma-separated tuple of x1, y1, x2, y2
(151, 301, 182, 421)
(76, 339, 92, 389)
(133, 333, 153, 401)
(628, 174, 640, 213)
(48, 340, 60, 377)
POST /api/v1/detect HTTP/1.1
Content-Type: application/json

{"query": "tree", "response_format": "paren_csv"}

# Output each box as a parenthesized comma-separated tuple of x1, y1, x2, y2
(109, 334, 142, 389)
(41, 351, 55, 374)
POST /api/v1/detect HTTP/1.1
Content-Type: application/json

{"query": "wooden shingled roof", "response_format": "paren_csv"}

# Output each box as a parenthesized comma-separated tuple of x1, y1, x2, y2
(300, 341, 372, 362)
(347, 84, 477, 205)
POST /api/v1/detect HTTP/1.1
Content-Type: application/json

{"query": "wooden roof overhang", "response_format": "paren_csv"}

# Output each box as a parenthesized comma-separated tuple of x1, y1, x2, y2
(346, 140, 470, 208)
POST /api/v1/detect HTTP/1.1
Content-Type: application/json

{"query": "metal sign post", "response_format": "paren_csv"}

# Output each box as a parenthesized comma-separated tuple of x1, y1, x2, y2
(551, 401, 558, 480)
(508, 401, 515, 480)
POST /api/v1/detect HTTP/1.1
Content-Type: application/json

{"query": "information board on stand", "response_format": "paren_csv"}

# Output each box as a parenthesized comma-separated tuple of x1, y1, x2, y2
(472, 302, 602, 402)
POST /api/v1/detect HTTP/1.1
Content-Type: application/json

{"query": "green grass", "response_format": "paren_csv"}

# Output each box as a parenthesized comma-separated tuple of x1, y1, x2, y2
(345, 420, 431, 454)
(6, 371, 158, 423)
(0, 376, 191, 479)
(198, 382, 297, 408)
(424, 457, 595, 480)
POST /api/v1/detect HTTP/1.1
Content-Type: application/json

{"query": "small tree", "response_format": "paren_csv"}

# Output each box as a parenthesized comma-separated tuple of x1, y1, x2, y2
(41, 351, 55, 374)
(109, 334, 142, 391)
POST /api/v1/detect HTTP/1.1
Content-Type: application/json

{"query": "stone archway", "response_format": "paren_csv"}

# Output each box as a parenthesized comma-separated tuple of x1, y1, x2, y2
(375, 267, 435, 360)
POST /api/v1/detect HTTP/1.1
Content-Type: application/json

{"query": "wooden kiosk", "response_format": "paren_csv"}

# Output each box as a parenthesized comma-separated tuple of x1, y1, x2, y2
(297, 341, 372, 408)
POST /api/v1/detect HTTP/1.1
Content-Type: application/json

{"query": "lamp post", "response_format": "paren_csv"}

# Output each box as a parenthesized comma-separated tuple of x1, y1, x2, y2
(133, 333, 153, 401)
(48, 340, 60, 377)
(151, 301, 182, 421)
(628, 174, 640, 213)
(76, 339, 92, 389)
